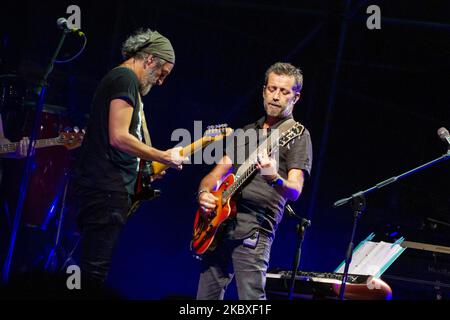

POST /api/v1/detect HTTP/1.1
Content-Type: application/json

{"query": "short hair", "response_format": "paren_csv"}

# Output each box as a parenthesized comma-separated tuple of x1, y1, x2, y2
(264, 62, 303, 93)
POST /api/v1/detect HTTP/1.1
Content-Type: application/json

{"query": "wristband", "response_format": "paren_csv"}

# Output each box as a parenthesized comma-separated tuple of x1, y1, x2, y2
(197, 189, 209, 200)
(268, 175, 283, 188)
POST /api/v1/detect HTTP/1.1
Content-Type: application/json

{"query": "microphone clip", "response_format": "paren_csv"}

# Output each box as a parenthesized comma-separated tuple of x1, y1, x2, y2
(285, 204, 311, 228)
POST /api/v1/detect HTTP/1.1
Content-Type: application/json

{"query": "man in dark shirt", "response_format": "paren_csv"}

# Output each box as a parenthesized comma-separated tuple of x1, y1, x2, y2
(196, 62, 313, 300)
(74, 29, 186, 289)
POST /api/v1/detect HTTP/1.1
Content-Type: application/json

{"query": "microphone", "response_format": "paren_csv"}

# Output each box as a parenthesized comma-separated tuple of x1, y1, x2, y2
(437, 127, 450, 147)
(56, 18, 84, 36)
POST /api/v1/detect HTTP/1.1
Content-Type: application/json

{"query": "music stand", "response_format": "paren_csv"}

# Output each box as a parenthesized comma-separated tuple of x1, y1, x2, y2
(333, 149, 450, 300)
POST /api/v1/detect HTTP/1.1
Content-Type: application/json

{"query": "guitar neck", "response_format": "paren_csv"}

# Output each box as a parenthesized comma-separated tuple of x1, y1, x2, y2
(0, 137, 60, 155)
(180, 137, 213, 157)
(151, 137, 214, 175)
(222, 122, 303, 201)
(222, 138, 277, 201)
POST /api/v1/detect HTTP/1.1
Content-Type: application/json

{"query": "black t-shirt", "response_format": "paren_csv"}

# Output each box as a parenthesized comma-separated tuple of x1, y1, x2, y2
(74, 67, 142, 195)
(224, 115, 313, 240)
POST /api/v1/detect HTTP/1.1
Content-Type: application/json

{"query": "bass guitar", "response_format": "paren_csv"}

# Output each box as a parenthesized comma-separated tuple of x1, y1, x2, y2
(0, 128, 84, 155)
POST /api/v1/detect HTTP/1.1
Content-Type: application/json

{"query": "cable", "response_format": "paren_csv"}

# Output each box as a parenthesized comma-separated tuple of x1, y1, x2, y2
(55, 33, 87, 64)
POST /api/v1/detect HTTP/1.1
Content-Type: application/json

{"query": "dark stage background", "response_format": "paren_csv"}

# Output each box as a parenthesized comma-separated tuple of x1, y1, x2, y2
(0, 0, 449, 299)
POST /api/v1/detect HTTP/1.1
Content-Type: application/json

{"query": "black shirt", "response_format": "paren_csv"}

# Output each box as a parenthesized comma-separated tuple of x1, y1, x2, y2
(225, 115, 313, 240)
(74, 67, 142, 195)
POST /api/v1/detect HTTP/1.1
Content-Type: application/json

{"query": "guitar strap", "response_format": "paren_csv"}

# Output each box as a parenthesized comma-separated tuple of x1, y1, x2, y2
(235, 118, 300, 177)
(137, 94, 152, 148)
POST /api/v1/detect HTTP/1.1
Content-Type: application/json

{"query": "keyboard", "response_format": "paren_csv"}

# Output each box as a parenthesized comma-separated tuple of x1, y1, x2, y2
(266, 270, 392, 300)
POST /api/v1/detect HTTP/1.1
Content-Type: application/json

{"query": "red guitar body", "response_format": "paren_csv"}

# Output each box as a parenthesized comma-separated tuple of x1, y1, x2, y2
(192, 174, 237, 254)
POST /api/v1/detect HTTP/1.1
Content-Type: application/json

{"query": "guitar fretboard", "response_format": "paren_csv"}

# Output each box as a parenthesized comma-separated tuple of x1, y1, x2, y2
(0, 137, 60, 154)
(221, 123, 304, 203)
(221, 135, 278, 201)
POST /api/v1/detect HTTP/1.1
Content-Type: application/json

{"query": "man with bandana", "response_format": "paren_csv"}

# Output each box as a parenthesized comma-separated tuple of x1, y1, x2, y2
(73, 29, 186, 290)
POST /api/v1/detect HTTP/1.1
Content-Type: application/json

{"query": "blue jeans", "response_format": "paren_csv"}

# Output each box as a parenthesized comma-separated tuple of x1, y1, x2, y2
(197, 230, 273, 300)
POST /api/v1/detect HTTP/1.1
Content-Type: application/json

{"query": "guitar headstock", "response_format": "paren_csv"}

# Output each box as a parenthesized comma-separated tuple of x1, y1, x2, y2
(57, 127, 85, 150)
(204, 124, 233, 142)
(279, 122, 304, 147)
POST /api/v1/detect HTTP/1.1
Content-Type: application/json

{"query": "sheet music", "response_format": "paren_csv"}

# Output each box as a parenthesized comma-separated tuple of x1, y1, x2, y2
(335, 240, 406, 277)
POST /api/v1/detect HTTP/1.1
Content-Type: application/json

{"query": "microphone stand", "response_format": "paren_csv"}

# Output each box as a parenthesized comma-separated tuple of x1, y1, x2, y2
(285, 204, 311, 300)
(44, 170, 70, 272)
(333, 149, 450, 300)
(2, 28, 70, 283)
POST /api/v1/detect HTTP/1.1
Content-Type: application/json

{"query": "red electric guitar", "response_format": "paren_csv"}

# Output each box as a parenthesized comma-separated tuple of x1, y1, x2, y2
(191, 122, 305, 254)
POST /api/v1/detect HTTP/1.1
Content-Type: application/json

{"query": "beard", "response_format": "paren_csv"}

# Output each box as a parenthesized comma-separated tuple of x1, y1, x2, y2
(139, 68, 159, 96)
(265, 105, 281, 117)
(140, 83, 153, 96)
(264, 102, 293, 118)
